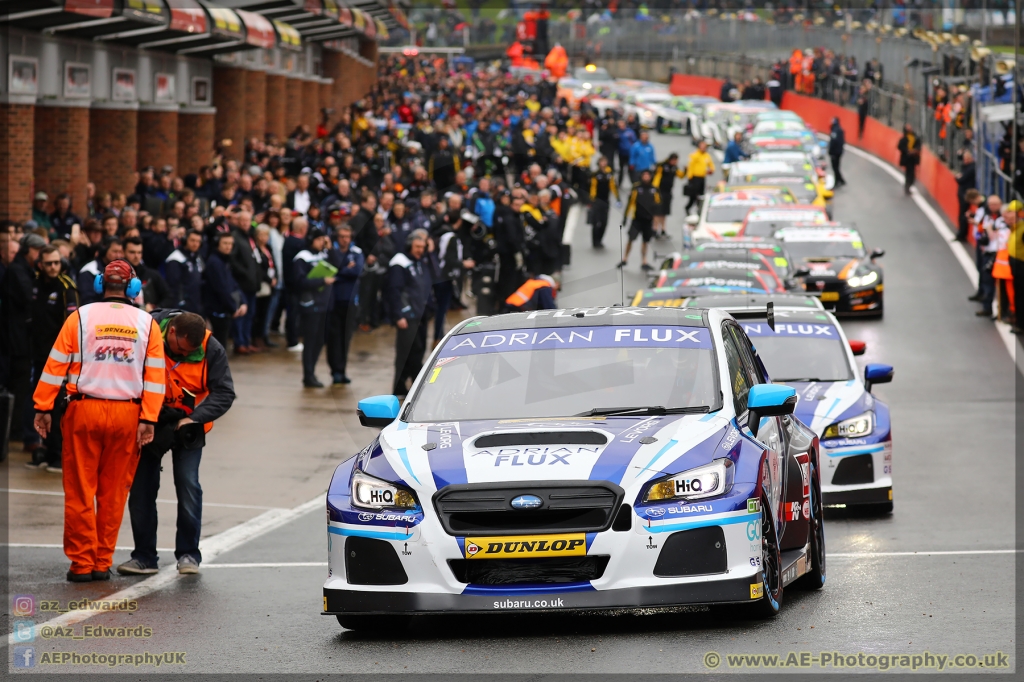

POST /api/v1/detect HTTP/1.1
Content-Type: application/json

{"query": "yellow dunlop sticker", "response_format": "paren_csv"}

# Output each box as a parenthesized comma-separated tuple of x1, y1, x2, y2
(464, 534, 587, 559)
(750, 582, 764, 599)
(94, 325, 139, 342)
(323, 596, 328, 611)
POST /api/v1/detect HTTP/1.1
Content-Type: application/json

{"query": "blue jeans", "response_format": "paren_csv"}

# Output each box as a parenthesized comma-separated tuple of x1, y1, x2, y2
(262, 288, 282, 339)
(128, 446, 203, 566)
(232, 291, 258, 347)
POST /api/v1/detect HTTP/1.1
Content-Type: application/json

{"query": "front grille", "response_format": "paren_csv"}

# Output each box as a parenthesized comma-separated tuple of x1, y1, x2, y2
(831, 454, 875, 485)
(433, 481, 624, 535)
(448, 556, 610, 585)
(654, 527, 728, 577)
(345, 536, 408, 585)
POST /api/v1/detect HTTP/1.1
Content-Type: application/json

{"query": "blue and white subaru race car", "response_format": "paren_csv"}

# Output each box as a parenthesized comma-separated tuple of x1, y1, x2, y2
(323, 308, 826, 630)
(690, 295, 894, 511)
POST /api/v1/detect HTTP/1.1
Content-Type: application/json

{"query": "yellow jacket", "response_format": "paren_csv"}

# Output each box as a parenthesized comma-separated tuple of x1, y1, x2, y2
(551, 137, 574, 164)
(686, 150, 715, 179)
(571, 138, 595, 167)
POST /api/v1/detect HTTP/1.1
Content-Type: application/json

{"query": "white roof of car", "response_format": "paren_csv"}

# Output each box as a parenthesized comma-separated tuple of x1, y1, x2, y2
(776, 227, 862, 242)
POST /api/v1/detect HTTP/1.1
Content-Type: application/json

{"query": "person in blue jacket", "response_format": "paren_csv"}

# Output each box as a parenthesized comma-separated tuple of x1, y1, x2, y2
(616, 119, 637, 186)
(326, 225, 364, 385)
(202, 232, 245, 348)
(723, 132, 750, 166)
(628, 131, 656, 185)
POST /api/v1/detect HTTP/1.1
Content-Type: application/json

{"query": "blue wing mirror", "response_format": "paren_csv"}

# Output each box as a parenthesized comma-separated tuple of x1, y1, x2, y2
(864, 363, 893, 393)
(746, 384, 797, 437)
(357, 395, 401, 428)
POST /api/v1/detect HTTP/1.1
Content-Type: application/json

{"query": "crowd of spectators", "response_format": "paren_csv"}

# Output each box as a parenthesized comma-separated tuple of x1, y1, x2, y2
(3, 52, 678, 459)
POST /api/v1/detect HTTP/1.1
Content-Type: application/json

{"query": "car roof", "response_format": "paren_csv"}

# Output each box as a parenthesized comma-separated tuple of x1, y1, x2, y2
(454, 307, 712, 333)
(694, 237, 785, 250)
(776, 227, 862, 242)
(730, 161, 796, 174)
(708, 189, 786, 204)
(682, 293, 825, 310)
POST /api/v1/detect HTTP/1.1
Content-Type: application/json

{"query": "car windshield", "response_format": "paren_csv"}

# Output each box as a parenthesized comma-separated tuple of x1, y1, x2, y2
(708, 202, 772, 223)
(784, 240, 865, 260)
(738, 320, 852, 381)
(575, 67, 612, 81)
(408, 325, 719, 422)
(750, 178, 817, 202)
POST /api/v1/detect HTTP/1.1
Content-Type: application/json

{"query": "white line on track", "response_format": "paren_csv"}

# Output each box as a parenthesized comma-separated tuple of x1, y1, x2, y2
(202, 562, 328, 569)
(830, 549, 1019, 558)
(844, 145, 1021, 371)
(1, 487, 282, 510)
(4, 543, 175, 551)
(3, 494, 325, 648)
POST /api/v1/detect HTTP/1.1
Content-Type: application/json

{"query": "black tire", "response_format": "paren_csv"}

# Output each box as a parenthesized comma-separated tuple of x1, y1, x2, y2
(797, 456, 826, 590)
(336, 615, 410, 633)
(749, 492, 784, 618)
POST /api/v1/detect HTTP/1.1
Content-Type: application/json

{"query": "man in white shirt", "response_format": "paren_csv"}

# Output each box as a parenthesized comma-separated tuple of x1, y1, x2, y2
(976, 195, 1007, 317)
(287, 170, 313, 217)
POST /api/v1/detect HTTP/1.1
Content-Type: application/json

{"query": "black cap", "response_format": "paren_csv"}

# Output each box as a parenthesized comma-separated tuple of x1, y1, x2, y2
(308, 227, 328, 241)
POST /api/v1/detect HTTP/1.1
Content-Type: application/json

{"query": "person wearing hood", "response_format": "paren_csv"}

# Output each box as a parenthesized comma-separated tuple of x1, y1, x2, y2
(49, 193, 82, 241)
(828, 118, 846, 187)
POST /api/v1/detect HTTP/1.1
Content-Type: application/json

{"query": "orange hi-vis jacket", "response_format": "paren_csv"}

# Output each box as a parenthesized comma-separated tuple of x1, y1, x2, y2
(506, 278, 555, 307)
(165, 328, 216, 434)
(34, 300, 166, 423)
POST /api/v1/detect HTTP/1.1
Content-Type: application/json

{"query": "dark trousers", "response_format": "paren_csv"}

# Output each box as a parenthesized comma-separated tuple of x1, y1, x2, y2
(979, 251, 997, 314)
(497, 254, 523, 305)
(393, 318, 427, 396)
(300, 310, 327, 383)
(830, 154, 845, 186)
(29, 361, 64, 465)
(326, 302, 357, 378)
(433, 280, 454, 343)
(685, 177, 706, 213)
(957, 200, 971, 241)
(285, 294, 301, 347)
(572, 167, 591, 203)
(904, 164, 917, 193)
(232, 291, 257, 347)
(209, 314, 232, 348)
(253, 294, 272, 343)
(8, 355, 32, 444)
(1011, 258, 1024, 325)
(359, 272, 385, 327)
(591, 201, 610, 246)
(128, 446, 203, 567)
(617, 152, 631, 185)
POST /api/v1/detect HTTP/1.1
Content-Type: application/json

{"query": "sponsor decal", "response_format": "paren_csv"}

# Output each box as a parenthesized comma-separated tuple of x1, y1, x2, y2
(747, 498, 761, 514)
(353, 511, 417, 523)
(94, 324, 139, 342)
(92, 346, 135, 363)
(645, 506, 666, 517)
(465, 541, 480, 556)
(802, 500, 810, 519)
(785, 501, 801, 521)
(742, 323, 838, 338)
(746, 519, 761, 541)
(474, 446, 600, 467)
(494, 598, 566, 609)
(720, 428, 741, 451)
(463, 533, 587, 559)
(438, 326, 712, 357)
(750, 583, 764, 599)
(667, 503, 714, 514)
(749, 556, 761, 567)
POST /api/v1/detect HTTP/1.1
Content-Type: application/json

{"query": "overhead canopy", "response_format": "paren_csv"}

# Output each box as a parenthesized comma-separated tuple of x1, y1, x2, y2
(0, 0, 167, 40)
(273, 18, 301, 50)
(236, 7, 274, 48)
(89, 0, 207, 47)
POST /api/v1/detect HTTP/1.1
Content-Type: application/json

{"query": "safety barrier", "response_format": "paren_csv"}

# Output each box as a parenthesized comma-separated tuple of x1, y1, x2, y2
(670, 74, 962, 228)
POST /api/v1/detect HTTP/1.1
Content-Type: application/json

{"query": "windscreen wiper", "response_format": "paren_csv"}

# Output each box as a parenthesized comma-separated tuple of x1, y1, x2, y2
(776, 378, 823, 383)
(574, 406, 714, 417)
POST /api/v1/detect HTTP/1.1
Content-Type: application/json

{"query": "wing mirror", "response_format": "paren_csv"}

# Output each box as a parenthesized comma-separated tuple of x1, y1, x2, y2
(357, 395, 401, 428)
(792, 267, 811, 278)
(864, 363, 893, 393)
(746, 384, 797, 437)
(849, 339, 866, 356)
(870, 248, 885, 260)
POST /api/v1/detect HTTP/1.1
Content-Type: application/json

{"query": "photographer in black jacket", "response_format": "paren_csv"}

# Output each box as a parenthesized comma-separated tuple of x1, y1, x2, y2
(387, 229, 436, 398)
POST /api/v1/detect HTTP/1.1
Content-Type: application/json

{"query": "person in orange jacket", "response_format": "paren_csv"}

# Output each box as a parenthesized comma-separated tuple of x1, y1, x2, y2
(33, 259, 166, 582)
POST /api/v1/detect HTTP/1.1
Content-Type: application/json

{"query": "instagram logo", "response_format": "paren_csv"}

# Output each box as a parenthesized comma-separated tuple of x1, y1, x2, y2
(12, 595, 35, 617)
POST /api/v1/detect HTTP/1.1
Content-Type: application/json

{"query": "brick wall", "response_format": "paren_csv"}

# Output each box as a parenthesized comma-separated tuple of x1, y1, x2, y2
(319, 80, 333, 129)
(137, 109, 179, 174)
(89, 107, 137, 197)
(34, 105, 89, 216)
(0, 103, 35, 222)
(322, 51, 343, 116)
(302, 78, 319, 131)
(213, 66, 246, 161)
(265, 73, 286, 140)
(178, 112, 215, 177)
(244, 69, 267, 142)
(284, 77, 304, 136)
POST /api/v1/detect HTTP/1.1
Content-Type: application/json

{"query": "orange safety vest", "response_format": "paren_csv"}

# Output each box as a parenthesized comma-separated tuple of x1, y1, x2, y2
(34, 300, 166, 423)
(789, 50, 802, 75)
(506, 278, 555, 307)
(165, 328, 215, 434)
(993, 249, 1015, 314)
(937, 102, 952, 139)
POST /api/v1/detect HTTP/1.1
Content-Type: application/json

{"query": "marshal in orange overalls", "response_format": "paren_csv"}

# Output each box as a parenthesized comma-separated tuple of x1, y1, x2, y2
(33, 299, 165, 577)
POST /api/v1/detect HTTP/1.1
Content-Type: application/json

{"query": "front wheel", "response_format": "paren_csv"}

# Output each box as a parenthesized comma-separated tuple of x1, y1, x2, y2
(336, 615, 411, 633)
(749, 492, 784, 618)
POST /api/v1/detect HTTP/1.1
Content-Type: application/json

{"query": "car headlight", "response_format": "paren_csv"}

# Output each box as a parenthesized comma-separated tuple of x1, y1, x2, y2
(643, 459, 732, 503)
(846, 271, 878, 288)
(350, 470, 419, 510)
(823, 412, 874, 439)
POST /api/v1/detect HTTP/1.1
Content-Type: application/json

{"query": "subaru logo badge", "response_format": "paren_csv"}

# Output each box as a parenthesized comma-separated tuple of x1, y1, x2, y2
(511, 495, 543, 510)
